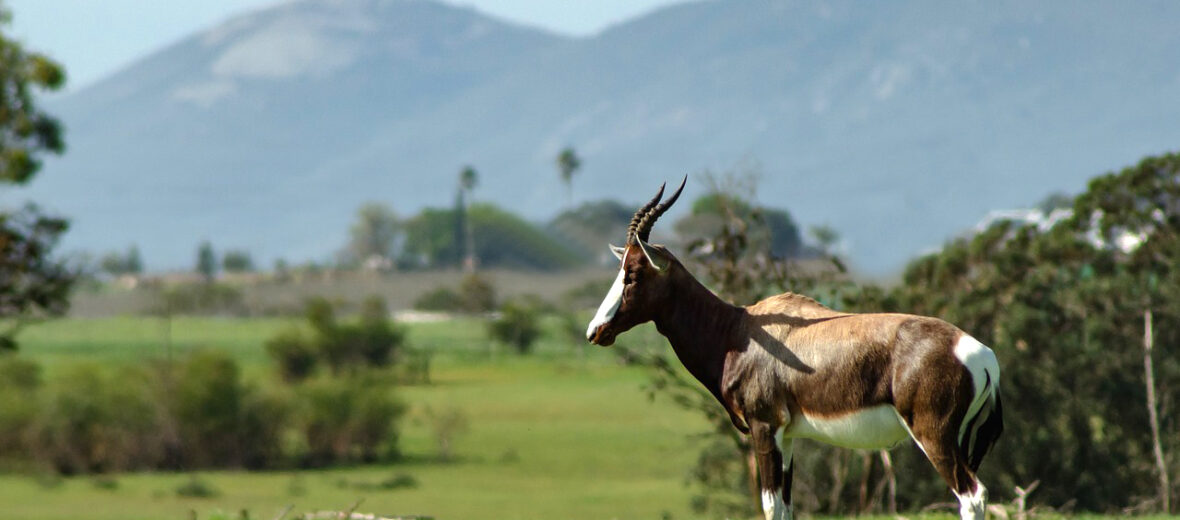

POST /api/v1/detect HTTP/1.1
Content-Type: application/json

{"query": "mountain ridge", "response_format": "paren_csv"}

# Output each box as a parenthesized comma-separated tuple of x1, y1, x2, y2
(23, 0, 1180, 274)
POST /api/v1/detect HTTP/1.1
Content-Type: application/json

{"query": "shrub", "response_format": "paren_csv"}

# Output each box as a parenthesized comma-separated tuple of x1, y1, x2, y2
(170, 351, 293, 470)
(0, 356, 41, 459)
(488, 298, 542, 354)
(354, 296, 404, 367)
(458, 274, 496, 313)
(413, 286, 463, 312)
(237, 387, 291, 470)
(221, 250, 254, 272)
(393, 348, 432, 385)
(379, 472, 418, 490)
(159, 283, 245, 316)
(268, 297, 406, 378)
(91, 475, 119, 490)
(30, 364, 165, 473)
(175, 474, 219, 498)
(265, 327, 318, 382)
(173, 351, 245, 467)
(337, 472, 419, 491)
(302, 297, 354, 373)
(299, 377, 405, 466)
(0, 356, 41, 392)
(414, 275, 496, 314)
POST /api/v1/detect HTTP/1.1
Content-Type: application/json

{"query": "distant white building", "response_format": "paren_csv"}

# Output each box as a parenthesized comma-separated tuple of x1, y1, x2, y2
(970, 207, 1151, 254)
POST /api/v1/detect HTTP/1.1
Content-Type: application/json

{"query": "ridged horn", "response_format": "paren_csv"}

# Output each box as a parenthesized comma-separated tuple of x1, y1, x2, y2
(627, 182, 665, 244)
(636, 175, 686, 242)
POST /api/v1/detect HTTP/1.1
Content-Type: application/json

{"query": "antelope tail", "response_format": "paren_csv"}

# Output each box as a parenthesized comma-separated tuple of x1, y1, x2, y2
(960, 369, 1003, 472)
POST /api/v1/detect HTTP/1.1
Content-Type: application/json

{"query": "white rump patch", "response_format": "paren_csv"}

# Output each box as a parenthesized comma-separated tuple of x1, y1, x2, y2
(788, 405, 908, 450)
(585, 266, 626, 340)
(953, 335, 1001, 449)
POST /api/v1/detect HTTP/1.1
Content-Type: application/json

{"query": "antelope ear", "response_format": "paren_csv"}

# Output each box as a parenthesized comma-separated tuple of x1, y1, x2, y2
(609, 244, 626, 260)
(636, 239, 670, 271)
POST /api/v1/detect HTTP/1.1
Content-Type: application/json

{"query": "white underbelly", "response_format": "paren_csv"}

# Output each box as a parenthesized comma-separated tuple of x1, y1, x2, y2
(787, 404, 908, 450)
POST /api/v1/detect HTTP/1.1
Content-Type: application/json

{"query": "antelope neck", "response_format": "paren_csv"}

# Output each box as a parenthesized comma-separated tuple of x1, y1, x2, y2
(652, 270, 746, 399)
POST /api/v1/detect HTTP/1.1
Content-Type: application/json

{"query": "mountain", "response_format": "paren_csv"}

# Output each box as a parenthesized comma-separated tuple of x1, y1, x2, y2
(23, 0, 1180, 274)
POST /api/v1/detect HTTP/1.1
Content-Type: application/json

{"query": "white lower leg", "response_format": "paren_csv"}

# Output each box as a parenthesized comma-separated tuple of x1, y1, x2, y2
(762, 489, 787, 520)
(774, 431, 793, 520)
(956, 482, 987, 520)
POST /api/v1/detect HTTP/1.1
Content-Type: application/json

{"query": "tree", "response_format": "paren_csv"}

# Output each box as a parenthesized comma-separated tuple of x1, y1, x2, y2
(195, 241, 216, 282)
(675, 191, 805, 261)
(488, 297, 541, 354)
(344, 202, 399, 269)
(221, 249, 254, 273)
(100, 246, 143, 276)
(401, 203, 581, 271)
(458, 166, 478, 272)
(266, 297, 406, 377)
(0, 3, 73, 351)
(125, 245, 143, 274)
(890, 152, 1180, 511)
(556, 147, 581, 207)
(809, 224, 839, 255)
(549, 200, 635, 263)
(1036, 191, 1074, 214)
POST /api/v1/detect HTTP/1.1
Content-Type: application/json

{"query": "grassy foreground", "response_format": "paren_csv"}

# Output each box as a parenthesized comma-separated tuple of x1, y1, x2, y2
(5, 317, 710, 520)
(7, 318, 1170, 520)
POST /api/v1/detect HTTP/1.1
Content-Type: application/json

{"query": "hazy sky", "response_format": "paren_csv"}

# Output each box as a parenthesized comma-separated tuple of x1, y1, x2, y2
(5, 0, 688, 92)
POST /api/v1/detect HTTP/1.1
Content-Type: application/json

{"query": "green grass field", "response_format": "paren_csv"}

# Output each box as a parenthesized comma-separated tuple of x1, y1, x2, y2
(4, 316, 715, 520)
(5, 317, 1164, 520)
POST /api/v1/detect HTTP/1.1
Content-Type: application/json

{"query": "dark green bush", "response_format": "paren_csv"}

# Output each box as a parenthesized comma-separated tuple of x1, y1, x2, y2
(268, 297, 406, 377)
(169, 351, 291, 470)
(265, 327, 318, 382)
(354, 296, 403, 367)
(30, 364, 165, 473)
(0, 356, 41, 458)
(237, 387, 291, 470)
(378, 472, 418, 490)
(413, 286, 463, 312)
(488, 298, 541, 354)
(91, 475, 119, 490)
(173, 351, 245, 467)
(458, 274, 496, 313)
(0, 356, 41, 391)
(175, 475, 219, 498)
(337, 472, 419, 491)
(299, 377, 405, 466)
(413, 275, 495, 314)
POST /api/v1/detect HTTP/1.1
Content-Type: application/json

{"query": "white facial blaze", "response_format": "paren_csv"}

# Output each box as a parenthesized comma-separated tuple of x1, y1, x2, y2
(586, 265, 626, 340)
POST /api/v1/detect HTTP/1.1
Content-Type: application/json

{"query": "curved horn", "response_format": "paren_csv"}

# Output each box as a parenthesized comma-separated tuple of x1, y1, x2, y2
(627, 182, 665, 244)
(636, 175, 686, 242)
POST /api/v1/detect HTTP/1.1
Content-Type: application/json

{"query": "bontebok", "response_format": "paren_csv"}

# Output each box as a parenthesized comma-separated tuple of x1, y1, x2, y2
(586, 179, 1003, 520)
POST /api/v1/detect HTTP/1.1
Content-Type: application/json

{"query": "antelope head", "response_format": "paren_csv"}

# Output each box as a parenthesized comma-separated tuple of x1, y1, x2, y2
(586, 177, 687, 346)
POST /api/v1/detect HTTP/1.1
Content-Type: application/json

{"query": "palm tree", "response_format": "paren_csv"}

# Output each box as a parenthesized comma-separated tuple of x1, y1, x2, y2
(458, 166, 479, 272)
(556, 147, 581, 208)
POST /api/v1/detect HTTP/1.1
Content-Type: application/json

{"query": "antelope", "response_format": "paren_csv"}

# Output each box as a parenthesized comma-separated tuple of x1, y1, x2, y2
(585, 179, 1003, 520)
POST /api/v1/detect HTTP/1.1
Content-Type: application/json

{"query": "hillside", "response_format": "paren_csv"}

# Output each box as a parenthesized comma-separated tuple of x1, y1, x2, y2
(22, 0, 1180, 274)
